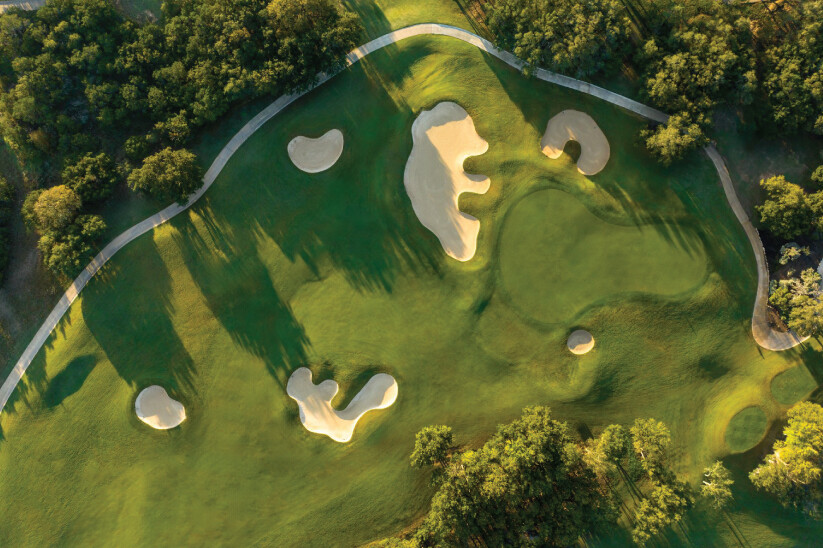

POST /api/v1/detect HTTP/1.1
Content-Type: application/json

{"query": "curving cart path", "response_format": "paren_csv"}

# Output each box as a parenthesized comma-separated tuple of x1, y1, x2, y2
(0, 23, 802, 415)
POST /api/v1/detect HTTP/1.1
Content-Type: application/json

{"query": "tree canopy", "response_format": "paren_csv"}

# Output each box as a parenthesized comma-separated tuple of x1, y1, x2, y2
(750, 402, 823, 517)
(126, 147, 203, 204)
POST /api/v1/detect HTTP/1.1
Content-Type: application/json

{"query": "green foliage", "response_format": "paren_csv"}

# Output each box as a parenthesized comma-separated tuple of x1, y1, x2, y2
(779, 243, 810, 265)
(756, 176, 812, 240)
(127, 147, 203, 204)
(641, 114, 708, 164)
(769, 269, 823, 337)
(37, 213, 106, 277)
(701, 461, 734, 510)
(750, 402, 823, 517)
(485, 0, 631, 78)
(0, 176, 13, 280)
(631, 417, 671, 478)
(33, 185, 81, 232)
(410, 425, 453, 469)
(812, 166, 823, 185)
(632, 480, 694, 545)
(413, 407, 616, 547)
(62, 152, 118, 203)
(21, 188, 42, 231)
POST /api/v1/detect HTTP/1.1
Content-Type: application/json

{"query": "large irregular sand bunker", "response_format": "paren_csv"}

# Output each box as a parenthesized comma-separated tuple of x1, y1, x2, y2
(287, 129, 344, 173)
(404, 102, 490, 261)
(541, 110, 610, 175)
(135, 385, 186, 430)
(287, 367, 398, 442)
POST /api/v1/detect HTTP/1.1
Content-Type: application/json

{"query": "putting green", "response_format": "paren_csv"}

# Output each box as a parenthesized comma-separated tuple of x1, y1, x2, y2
(772, 366, 817, 405)
(0, 33, 819, 547)
(498, 189, 708, 324)
(726, 406, 769, 453)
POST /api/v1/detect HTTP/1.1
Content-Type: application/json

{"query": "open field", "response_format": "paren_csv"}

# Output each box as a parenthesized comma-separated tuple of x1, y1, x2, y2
(0, 27, 822, 548)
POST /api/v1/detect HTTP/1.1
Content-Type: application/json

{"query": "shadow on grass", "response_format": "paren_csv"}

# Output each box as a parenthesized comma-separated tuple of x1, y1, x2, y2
(81, 239, 197, 400)
(43, 354, 97, 408)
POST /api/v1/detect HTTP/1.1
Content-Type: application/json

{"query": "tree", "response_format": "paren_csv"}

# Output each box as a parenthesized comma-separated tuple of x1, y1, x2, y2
(631, 418, 671, 478)
(410, 425, 453, 469)
(583, 424, 630, 484)
(750, 401, 823, 517)
(812, 166, 823, 185)
(769, 269, 823, 338)
(779, 243, 810, 265)
(701, 461, 734, 510)
(37, 214, 106, 276)
(32, 185, 81, 232)
(485, 0, 631, 78)
(62, 152, 118, 203)
(414, 407, 616, 547)
(756, 176, 812, 240)
(632, 481, 693, 545)
(127, 148, 204, 204)
(641, 114, 708, 164)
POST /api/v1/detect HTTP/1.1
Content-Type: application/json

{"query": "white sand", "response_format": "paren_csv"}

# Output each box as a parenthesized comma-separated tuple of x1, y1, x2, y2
(287, 129, 344, 173)
(541, 110, 610, 175)
(287, 367, 398, 443)
(404, 102, 490, 261)
(135, 385, 186, 430)
(567, 330, 595, 355)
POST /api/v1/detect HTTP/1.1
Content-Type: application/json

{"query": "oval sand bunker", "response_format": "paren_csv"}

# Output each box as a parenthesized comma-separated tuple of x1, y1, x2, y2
(541, 110, 610, 175)
(404, 102, 490, 261)
(135, 385, 186, 429)
(568, 330, 595, 355)
(287, 367, 398, 442)
(287, 129, 344, 173)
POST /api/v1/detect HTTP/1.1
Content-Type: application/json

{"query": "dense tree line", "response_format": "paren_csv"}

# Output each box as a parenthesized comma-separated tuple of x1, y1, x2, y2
(0, 0, 361, 277)
(484, 0, 823, 162)
(0, 176, 13, 280)
(385, 408, 731, 546)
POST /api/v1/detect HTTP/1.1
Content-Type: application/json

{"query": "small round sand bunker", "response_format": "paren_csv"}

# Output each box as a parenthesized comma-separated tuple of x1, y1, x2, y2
(541, 110, 610, 175)
(135, 385, 186, 430)
(287, 129, 344, 173)
(567, 330, 595, 355)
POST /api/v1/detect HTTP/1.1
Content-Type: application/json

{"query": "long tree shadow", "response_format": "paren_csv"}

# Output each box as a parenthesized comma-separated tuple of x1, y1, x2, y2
(80, 239, 197, 401)
(43, 354, 97, 408)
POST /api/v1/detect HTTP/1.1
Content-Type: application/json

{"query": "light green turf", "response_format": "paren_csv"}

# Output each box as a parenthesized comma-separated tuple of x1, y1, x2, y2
(498, 188, 708, 324)
(772, 365, 817, 405)
(726, 406, 768, 453)
(0, 33, 821, 547)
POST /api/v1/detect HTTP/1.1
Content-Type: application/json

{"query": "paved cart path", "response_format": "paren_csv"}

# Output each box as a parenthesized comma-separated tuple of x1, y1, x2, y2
(0, 23, 801, 415)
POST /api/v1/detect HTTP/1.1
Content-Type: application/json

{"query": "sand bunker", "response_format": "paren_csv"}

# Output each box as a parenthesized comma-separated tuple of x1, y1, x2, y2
(287, 368, 398, 442)
(404, 102, 490, 261)
(541, 110, 610, 175)
(287, 129, 344, 173)
(135, 385, 186, 429)
(567, 330, 595, 355)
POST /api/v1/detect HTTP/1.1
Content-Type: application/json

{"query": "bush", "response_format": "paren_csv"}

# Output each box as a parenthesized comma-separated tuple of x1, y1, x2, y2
(33, 185, 81, 232)
(62, 152, 118, 203)
(38, 214, 107, 277)
(756, 176, 812, 240)
(127, 148, 204, 204)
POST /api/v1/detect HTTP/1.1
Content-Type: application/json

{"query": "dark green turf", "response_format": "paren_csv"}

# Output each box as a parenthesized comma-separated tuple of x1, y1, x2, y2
(772, 365, 817, 405)
(0, 34, 820, 547)
(725, 406, 768, 453)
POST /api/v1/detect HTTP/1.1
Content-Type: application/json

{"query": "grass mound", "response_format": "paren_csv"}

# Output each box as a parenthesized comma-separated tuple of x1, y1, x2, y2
(498, 188, 708, 324)
(771, 366, 817, 405)
(726, 406, 768, 453)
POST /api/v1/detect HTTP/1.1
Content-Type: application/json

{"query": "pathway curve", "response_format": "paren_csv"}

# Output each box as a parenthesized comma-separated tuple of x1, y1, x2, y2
(0, 23, 800, 415)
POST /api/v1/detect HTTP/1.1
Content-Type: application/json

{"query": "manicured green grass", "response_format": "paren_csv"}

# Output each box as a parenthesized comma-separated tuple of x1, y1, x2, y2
(498, 188, 708, 324)
(725, 406, 768, 453)
(772, 365, 817, 405)
(0, 34, 821, 547)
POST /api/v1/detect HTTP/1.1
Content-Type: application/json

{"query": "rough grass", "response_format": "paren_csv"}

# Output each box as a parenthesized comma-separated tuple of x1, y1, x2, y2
(0, 35, 821, 547)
